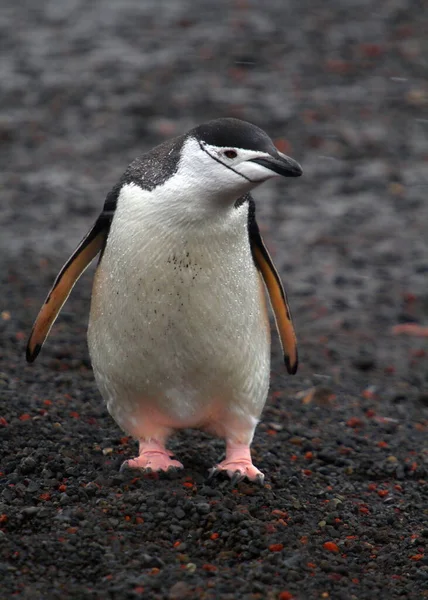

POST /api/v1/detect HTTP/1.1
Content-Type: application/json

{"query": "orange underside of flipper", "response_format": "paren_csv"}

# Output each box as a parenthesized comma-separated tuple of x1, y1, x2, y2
(252, 244, 298, 375)
(26, 223, 107, 362)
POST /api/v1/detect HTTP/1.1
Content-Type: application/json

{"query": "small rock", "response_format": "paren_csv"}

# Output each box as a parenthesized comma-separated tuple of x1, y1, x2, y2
(174, 507, 185, 520)
(352, 348, 376, 371)
(185, 563, 196, 573)
(169, 581, 190, 599)
(196, 503, 210, 515)
(19, 457, 37, 475)
(140, 554, 165, 569)
(20, 507, 40, 518)
(418, 390, 428, 407)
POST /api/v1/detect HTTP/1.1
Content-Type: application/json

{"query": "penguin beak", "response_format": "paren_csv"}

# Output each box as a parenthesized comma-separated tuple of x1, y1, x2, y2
(249, 152, 303, 178)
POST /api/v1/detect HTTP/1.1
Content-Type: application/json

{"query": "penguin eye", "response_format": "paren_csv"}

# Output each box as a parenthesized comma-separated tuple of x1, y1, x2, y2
(223, 149, 238, 159)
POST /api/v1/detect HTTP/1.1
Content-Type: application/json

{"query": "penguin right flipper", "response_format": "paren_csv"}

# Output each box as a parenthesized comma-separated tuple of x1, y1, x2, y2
(26, 215, 110, 363)
(247, 198, 298, 375)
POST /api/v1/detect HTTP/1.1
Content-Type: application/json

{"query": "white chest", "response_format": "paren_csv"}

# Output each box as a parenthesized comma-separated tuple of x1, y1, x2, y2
(93, 182, 261, 335)
(87, 183, 271, 429)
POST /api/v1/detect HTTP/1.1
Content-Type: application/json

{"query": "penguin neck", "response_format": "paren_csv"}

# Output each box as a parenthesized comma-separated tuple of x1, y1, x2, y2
(110, 181, 250, 263)
(115, 180, 246, 230)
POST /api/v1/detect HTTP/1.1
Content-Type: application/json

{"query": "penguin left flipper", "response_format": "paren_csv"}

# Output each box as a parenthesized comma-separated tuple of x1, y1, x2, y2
(248, 199, 298, 375)
(26, 215, 110, 363)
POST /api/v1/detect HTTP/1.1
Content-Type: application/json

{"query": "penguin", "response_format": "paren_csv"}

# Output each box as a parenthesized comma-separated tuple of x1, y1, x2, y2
(26, 118, 302, 483)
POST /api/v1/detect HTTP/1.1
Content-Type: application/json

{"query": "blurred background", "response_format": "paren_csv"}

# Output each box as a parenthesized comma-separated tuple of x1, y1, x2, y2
(1, 3, 428, 597)
(1, 0, 428, 403)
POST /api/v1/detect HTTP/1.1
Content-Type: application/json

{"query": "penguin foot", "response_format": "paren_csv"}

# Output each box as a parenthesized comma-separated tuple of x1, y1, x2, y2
(121, 440, 183, 473)
(209, 460, 265, 484)
(122, 452, 183, 472)
(209, 440, 264, 484)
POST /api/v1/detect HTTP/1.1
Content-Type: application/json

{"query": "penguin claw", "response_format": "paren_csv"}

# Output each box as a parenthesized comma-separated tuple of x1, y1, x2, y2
(165, 465, 183, 477)
(207, 466, 219, 480)
(207, 463, 265, 485)
(254, 473, 265, 486)
(230, 470, 245, 486)
(119, 460, 130, 473)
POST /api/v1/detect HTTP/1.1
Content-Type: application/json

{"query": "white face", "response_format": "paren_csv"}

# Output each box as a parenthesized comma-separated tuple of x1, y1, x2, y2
(178, 137, 286, 204)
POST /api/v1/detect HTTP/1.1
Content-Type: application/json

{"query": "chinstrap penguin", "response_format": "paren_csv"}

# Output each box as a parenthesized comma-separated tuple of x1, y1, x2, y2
(27, 118, 302, 483)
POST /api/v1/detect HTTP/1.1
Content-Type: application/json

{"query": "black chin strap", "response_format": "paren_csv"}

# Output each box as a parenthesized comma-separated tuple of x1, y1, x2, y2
(198, 141, 255, 183)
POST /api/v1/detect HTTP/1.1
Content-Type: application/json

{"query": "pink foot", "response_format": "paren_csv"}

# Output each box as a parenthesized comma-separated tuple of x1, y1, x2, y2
(209, 443, 264, 484)
(121, 440, 183, 473)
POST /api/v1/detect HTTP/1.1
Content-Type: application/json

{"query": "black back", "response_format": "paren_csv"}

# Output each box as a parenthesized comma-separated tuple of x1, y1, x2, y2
(102, 135, 186, 215)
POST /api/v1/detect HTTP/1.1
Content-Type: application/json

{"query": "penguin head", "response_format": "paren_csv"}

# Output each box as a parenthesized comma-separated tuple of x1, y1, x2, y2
(180, 118, 302, 202)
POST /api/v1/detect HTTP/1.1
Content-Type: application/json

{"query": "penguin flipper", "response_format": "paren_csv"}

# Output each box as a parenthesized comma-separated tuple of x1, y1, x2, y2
(248, 199, 298, 374)
(26, 216, 109, 363)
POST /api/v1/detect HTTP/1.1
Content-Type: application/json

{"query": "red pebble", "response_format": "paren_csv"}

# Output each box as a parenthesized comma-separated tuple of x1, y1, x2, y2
(269, 543, 284, 552)
(323, 541, 340, 553)
(360, 43, 383, 57)
(133, 587, 144, 594)
(271, 509, 288, 518)
(274, 138, 292, 154)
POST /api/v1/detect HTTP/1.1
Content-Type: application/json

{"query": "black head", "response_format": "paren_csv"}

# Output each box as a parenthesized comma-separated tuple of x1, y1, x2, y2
(192, 118, 278, 155)
(190, 118, 302, 179)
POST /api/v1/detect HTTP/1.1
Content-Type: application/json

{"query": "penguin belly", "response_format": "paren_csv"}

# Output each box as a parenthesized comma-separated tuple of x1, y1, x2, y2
(87, 201, 271, 441)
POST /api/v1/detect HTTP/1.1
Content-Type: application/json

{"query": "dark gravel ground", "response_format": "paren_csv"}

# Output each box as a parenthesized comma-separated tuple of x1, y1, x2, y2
(1, 1, 428, 598)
